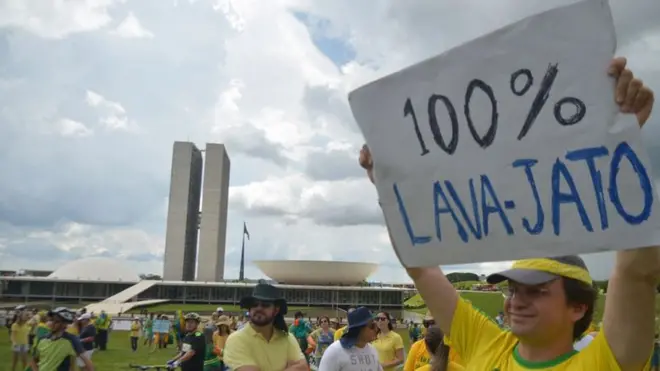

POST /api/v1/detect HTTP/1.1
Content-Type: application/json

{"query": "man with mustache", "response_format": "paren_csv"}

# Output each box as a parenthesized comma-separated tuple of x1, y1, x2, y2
(223, 282, 308, 371)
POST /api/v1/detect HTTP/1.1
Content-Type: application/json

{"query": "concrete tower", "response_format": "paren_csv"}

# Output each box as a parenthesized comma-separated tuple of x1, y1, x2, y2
(162, 142, 203, 281)
(197, 143, 231, 281)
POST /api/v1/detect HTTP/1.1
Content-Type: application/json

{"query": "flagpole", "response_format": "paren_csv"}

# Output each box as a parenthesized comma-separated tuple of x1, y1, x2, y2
(239, 226, 246, 281)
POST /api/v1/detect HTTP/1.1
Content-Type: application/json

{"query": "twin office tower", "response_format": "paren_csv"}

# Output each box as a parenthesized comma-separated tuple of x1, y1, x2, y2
(163, 142, 231, 282)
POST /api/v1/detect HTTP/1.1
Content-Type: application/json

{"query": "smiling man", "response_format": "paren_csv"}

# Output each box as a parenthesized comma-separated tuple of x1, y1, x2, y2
(359, 57, 658, 371)
(223, 282, 308, 371)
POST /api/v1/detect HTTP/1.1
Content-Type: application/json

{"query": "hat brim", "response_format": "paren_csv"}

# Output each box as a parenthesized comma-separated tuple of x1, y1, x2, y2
(239, 296, 288, 316)
(487, 268, 558, 285)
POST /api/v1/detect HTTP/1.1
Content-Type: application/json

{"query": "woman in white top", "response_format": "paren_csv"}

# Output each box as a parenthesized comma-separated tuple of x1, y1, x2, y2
(318, 307, 382, 371)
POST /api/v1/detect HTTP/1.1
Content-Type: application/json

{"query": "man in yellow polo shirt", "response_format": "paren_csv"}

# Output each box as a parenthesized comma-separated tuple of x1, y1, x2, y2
(359, 61, 657, 371)
(223, 282, 308, 370)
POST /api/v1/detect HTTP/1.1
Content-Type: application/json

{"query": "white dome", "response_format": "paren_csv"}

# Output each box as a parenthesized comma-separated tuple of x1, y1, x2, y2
(48, 257, 140, 282)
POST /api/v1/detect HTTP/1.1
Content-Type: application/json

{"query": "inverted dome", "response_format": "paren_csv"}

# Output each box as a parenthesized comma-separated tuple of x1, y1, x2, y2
(48, 257, 140, 282)
(253, 260, 378, 285)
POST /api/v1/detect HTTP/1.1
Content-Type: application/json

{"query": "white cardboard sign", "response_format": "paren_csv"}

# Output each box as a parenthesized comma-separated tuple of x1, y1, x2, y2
(349, 0, 660, 267)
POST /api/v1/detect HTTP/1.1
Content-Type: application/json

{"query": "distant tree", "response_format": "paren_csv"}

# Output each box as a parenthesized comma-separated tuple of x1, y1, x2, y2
(139, 274, 162, 280)
(446, 272, 479, 283)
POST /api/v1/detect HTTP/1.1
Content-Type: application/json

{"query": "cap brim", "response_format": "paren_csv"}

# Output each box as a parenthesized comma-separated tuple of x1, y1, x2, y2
(487, 268, 558, 285)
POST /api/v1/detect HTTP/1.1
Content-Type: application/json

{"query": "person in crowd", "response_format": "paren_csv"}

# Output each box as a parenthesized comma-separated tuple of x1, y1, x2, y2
(202, 326, 223, 371)
(213, 315, 232, 368)
(317, 306, 380, 371)
(494, 312, 505, 328)
(416, 327, 463, 371)
(94, 310, 111, 351)
(143, 313, 154, 347)
(290, 311, 313, 362)
(33, 311, 51, 347)
(77, 313, 96, 371)
(405, 312, 434, 371)
(28, 309, 39, 348)
(8, 305, 26, 336)
(223, 282, 307, 370)
(334, 308, 355, 341)
(174, 310, 186, 351)
(167, 313, 205, 371)
(130, 318, 141, 352)
(29, 307, 94, 371)
(372, 311, 404, 371)
(359, 58, 657, 370)
(409, 323, 421, 343)
(307, 315, 336, 367)
(10, 310, 30, 371)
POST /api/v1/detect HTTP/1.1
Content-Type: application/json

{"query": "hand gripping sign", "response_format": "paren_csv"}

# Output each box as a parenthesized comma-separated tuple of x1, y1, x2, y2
(348, 0, 660, 267)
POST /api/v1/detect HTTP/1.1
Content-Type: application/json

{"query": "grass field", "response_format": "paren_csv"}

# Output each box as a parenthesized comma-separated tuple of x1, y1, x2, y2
(0, 328, 413, 371)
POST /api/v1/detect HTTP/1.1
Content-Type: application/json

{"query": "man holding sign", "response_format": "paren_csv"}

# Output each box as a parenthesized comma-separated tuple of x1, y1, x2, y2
(352, 1, 658, 370)
(358, 54, 656, 370)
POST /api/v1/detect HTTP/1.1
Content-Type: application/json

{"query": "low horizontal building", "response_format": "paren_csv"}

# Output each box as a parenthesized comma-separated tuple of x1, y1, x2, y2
(0, 258, 410, 314)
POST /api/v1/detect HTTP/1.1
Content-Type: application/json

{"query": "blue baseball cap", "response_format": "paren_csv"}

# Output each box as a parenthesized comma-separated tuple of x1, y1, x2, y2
(340, 307, 373, 349)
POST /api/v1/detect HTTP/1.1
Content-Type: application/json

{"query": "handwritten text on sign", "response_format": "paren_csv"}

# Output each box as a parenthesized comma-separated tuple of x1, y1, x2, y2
(348, 0, 660, 267)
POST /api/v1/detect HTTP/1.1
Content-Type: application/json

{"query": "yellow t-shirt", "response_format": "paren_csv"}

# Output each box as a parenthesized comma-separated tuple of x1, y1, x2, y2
(130, 323, 141, 337)
(405, 339, 432, 371)
(11, 323, 30, 345)
(415, 361, 465, 371)
(66, 325, 79, 336)
(405, 337, 463, 371)
(223, 325, 305, 370)
(450, 298, 622, 370)
(372, 330, 405, 371)
(334, 326, 346, 341)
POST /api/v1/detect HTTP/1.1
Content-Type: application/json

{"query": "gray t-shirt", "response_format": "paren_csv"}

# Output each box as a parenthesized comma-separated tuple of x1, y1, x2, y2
(318, 341, 382, 371)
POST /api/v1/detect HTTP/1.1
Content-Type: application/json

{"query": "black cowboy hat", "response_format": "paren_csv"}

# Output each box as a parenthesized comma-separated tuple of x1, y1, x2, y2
(239, 282, 288, 316)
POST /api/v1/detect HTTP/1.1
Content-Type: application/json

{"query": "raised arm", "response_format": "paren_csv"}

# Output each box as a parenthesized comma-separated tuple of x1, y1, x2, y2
(603, 57, 659, 370)
(359, 147, 459, 335)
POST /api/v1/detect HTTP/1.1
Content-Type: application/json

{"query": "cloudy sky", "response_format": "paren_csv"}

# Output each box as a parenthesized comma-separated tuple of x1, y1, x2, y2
(0, 0, 659, 283)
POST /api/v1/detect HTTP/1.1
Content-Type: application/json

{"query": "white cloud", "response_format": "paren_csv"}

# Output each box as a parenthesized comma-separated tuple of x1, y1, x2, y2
(110, 12, 154, 39)
(0, 0, 117, 39)
(0, 0, 659, 284)
(55, 118, 93, 138)
(84, 90, 137, 132)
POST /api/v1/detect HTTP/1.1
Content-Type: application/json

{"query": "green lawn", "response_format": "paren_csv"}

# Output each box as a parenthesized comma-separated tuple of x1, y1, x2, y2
(0, 328, 413, 371)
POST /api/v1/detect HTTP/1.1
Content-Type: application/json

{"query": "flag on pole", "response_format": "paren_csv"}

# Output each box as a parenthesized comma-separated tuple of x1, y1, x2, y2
(243, 222, 250, 240)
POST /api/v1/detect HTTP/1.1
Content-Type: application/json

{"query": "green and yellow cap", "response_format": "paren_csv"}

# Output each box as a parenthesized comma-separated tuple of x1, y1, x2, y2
(486, 256, 592, 286)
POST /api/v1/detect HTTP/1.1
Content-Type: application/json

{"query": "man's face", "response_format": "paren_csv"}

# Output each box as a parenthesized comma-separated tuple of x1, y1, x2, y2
(504, 278, 585, 341)
(358, 320, 378, 342)
(50, 318, 67, 332)
(185, 319, 198, 332)
(249, 301, 278, 326)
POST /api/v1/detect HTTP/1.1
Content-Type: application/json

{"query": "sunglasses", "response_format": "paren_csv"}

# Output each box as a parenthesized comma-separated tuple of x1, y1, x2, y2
(423, 320, 436, 328)
(320, 320, 328, 323)
(375, 317, 388, 322)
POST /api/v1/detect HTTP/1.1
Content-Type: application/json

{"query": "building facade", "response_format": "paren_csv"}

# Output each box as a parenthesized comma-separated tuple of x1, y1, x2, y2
(197, 143, 231, 281)
(0, 277, 406, 311)
(163, 142, 204, 281)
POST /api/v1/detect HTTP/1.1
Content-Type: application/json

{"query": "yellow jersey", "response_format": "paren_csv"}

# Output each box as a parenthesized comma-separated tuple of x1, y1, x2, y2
(416, 362, 464, 371)
(405, 337, 463, 371)
(449, 298, 623, 370)
(11, 323, 30, 345)
(334, 326, 346, 341)
(372, 330, 405, 371)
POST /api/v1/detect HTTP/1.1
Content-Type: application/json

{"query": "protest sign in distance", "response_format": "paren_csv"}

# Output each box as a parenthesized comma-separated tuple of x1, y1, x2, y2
(153, 319, 171, 334)
(349, 0, 660, 267)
